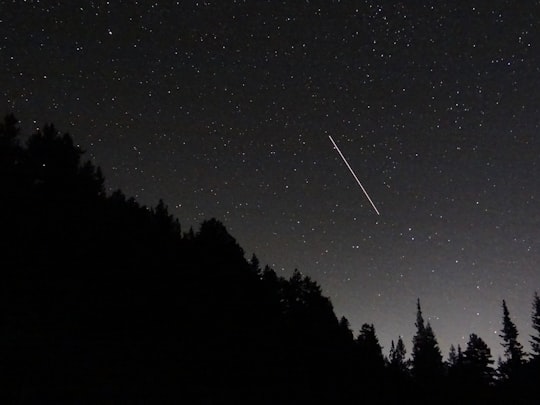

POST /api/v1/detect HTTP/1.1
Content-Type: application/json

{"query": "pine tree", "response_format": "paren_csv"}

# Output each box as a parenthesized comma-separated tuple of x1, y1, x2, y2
(415, 298, 425, 334)
(389, 336, 408, 373)
(463, 333, 495, 386)
(154, 199, 180, 235)
(412, 299, 424, 364)
(447, 344, 460, 368)
(499, 300, 524, 379)
(530, 292, 540, 358)
(357, 324, 384, 361)
(389, 340, 396, 363)
(356, 323, 385, 376)
(412, 299, 443, 381)
(338, 316, 354, 341)
(447, 344, 465, 384)
(249, 254, 261, 275)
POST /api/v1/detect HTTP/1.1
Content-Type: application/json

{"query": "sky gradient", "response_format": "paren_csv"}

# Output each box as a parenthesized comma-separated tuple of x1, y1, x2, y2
(3, 1, 540, 359)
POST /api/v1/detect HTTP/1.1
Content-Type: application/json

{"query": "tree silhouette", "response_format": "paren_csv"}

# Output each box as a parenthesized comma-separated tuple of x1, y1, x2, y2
(351, 323, 387, 401)
(446, 343, 465, 390)
(338, 316, 354, 342)
(530, 292, 540, 360)
(499, 300, 525, 380)
(153, 198, 181, 236)
(389, 336, 408, 375)
(411, 299, 444, 383)
(462, 333, 495, 386)
(356, 323, 385, 371)
(447, 344, 462, 369)
(249, 253, 261, 275)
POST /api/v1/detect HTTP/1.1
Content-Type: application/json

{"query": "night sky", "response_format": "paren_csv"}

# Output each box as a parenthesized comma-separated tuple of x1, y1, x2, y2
(3, 1, 540, 360)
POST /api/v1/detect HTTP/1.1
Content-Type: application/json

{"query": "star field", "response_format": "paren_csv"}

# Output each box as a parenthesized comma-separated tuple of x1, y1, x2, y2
(3, 1, 540, 359)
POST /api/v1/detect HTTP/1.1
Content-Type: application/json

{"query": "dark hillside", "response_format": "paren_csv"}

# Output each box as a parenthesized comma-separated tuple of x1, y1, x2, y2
(1, 115, 539, 404)
(0, 115, 351, 403)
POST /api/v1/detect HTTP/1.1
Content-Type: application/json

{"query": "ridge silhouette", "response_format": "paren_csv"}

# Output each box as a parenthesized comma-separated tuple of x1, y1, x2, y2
(0, 115, 538, 403)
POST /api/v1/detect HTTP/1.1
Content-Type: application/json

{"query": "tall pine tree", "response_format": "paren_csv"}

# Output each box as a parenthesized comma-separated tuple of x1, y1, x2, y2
(499, 300, 524, 379)
(356, 323, 385, 372)
(411, 299, 443, 381)
(447, 344, 459, 368)
(530, 292, 540, 359)
(446, 344, 465, 385)
(389, 336, 408, 374)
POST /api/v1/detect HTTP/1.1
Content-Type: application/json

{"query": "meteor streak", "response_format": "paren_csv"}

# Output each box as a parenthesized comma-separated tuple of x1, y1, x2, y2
(328, 135, 380, 216)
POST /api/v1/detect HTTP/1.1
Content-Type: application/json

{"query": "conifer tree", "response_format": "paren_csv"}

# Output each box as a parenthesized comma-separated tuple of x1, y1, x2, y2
(530, 292, 540, 358)
(499, 300, 524, 379)
(356, 323, 385, 376)
(357, 324, 384, 361)
(338, 316, 353, 341)
(463, 333, 495, 386)
(447, 344, 465, 383)
(411, 299, 443, 380)
(447, 344, 459, 368)
(249, 254, 261, 275)
(389, 336, 408, 373)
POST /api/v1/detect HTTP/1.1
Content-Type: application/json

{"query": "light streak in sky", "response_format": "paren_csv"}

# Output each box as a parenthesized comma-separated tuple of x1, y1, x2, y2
(328, 135, 380, 216)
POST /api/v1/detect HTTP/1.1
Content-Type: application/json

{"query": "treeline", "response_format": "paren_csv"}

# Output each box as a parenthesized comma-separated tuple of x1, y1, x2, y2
(0, 114, 539, 403)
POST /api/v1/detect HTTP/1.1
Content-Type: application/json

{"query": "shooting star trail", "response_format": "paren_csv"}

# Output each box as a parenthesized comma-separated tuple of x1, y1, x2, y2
(328, 135, 380, 216)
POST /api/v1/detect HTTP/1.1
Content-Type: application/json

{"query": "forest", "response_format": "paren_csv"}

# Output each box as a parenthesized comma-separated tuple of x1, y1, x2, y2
(1, 114, 539, 403)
